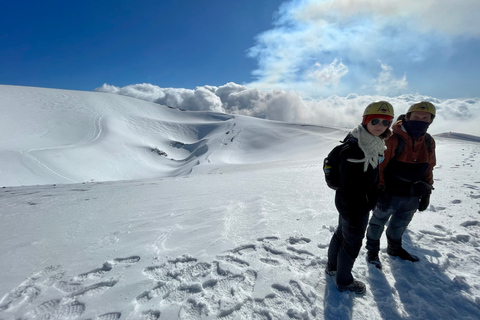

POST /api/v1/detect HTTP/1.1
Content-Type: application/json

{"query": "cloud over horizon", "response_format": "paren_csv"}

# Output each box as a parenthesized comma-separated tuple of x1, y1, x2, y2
(95, 82, 480, 137)
(245, 0, 480, 99)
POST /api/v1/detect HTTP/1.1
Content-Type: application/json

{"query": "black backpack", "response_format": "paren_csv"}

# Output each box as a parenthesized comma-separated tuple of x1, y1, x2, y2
(323, 136, 355, 190)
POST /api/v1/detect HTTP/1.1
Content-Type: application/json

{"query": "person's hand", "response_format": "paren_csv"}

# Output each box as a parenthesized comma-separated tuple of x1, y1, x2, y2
(418, 194, 430, 211)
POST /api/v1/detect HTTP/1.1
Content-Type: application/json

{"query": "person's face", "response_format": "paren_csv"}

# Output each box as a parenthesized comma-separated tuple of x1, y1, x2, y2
(409, 111, 432, 123)
(366, 118, 391, 136)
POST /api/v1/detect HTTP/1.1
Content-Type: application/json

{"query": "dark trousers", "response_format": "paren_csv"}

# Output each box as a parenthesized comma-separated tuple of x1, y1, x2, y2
(327, 214, 369, 286)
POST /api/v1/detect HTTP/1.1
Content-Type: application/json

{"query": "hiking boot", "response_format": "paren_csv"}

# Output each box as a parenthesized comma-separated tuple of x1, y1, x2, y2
(325, 265, 336, 276)
(336, 280, 366, 294)
(366, 251, 382, 269)
(387, 247, 419, 262)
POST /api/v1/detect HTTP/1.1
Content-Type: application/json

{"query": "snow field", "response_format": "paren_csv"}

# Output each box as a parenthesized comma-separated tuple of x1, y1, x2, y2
(0, 85, 479, 319)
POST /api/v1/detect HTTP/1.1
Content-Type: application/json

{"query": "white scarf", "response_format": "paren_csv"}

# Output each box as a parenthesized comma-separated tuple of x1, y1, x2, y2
(347, 125, 386, 172)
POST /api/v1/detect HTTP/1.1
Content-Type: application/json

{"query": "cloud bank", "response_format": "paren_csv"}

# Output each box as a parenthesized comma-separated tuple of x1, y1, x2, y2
(95, 82, 480, 136)
(94, 1, 480, 136)
(245, 0, 480, 98)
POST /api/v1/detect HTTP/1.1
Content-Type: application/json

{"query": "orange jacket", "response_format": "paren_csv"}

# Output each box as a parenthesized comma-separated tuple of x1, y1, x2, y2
(379, 120, 436, 196)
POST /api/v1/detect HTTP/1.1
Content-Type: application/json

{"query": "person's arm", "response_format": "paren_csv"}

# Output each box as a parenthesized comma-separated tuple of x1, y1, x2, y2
(418, 137, 436, 211)
(424, 137, 436, 187)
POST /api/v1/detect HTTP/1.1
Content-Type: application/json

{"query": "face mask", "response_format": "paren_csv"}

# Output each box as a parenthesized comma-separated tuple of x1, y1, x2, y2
(403, 120, 430, 138)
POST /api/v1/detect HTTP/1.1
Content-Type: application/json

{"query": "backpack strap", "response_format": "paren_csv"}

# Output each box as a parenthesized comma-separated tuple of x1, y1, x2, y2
(394, 135, 405, 159)
(424, 133, 432, 153)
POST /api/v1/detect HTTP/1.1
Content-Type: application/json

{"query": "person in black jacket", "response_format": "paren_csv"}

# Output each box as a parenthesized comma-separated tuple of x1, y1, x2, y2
(326, 101, 394, 294)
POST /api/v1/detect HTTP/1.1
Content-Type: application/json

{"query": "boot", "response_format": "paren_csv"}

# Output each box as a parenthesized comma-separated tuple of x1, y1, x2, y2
(366, 251, 382, 269)
(337, 280, 366, 294)
(324, 264, 336, 276)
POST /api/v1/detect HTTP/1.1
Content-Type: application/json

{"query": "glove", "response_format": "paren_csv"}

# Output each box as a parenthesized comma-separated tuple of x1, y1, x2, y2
(418, 194, 430, 212)
(376, 188, 389, 212)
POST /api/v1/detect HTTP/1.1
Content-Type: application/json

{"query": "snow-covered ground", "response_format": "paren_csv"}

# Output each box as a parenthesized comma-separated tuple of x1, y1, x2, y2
(0, 85, 479, 319)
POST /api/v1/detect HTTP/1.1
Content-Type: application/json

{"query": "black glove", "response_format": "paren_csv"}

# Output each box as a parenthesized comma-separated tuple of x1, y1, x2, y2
(376, 188, 389, 212)
(418, 194, 430, 212)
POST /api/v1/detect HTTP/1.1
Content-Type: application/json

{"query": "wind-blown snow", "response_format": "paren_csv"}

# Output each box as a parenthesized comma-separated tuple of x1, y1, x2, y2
(0, 85, 479, 319)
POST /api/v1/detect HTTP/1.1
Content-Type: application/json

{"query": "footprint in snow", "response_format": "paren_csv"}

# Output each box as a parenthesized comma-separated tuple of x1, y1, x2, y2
(419, 229, 446, 237)
(0, 265, 63, 312)
(113, 255, 141, 264)
(454, 234, 470, 243)
(287, 246, 315, 256)
(460, 220, 480, 228)
(97, 312, 122, 320)
(24, 299, 86, 320)
(231, 244, 256, 255)
(430, 206, 447, 212)
(70, 280, 118, 298)
(216, 255, 250, 267)
(0, 256, 140, 319)
(75, 262, 114, 281)
(74, 255, 140, 281)
(2, 236, 326, 319)
(133, 236, 321, 319)
(260, 257, 281, 266)
(288, 236, 312, 244)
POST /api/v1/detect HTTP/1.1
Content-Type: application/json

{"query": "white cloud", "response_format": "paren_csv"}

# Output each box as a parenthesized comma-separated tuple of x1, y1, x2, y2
(246, 0, 480, 98)
(215, 82, 249, 104)
(295, 0, 480, 38)
(372, 62, 408, 96)
(307, 59, 348, 87)
(95, 83, 224, 112)
(95, 82, 480, 136)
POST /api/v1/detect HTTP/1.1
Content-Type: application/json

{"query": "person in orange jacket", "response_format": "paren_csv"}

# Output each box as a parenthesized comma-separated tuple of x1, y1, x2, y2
(365, 101, 437, 269)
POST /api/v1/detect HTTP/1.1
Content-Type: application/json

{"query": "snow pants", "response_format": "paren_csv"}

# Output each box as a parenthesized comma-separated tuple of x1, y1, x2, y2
(366, 195, 420, 253)
(327, 214, 369, 286)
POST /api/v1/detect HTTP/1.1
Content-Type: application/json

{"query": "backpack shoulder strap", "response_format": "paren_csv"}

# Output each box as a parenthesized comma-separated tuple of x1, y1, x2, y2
(424, 133, 433, 153)
(394, 135, 405, 159)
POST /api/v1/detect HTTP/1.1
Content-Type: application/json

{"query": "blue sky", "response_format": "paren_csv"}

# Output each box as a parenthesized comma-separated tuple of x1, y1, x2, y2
(2, 0, 480, 99)
(1, 0, 283, 91)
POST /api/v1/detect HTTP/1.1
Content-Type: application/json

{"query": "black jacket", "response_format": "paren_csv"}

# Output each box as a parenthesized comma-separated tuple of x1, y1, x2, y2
(335, 135, 380, 220)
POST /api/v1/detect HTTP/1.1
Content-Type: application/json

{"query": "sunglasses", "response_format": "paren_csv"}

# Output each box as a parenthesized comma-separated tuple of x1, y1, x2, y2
(370, 118, 391, 127)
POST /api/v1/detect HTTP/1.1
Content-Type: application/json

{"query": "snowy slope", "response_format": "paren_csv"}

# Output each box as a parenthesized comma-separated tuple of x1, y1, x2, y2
(0, 86, 479, 319)
(0, 85, 343, 187)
